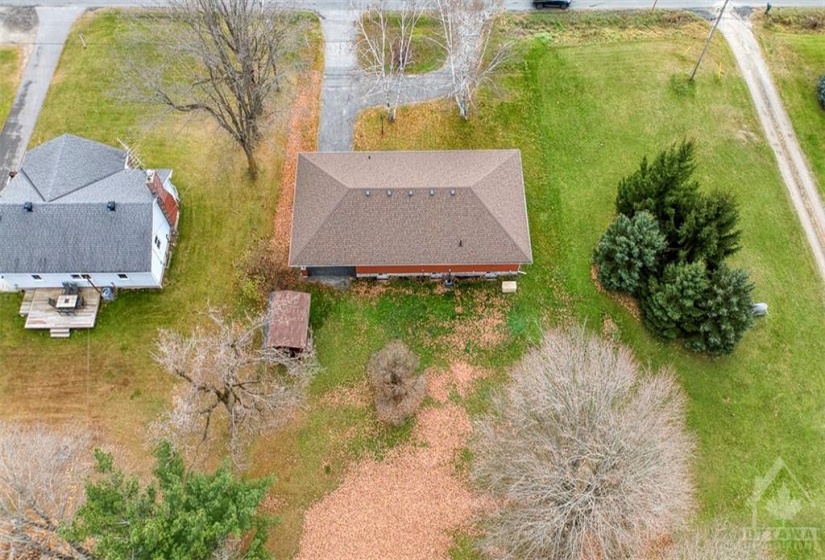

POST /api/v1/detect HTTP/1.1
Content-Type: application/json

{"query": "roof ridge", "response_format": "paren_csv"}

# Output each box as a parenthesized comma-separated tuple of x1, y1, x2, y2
(469, 151, 532, 262)
(48, 167, 131, 202)
(464, 188, 532, 263)
(289, 156, 350, 263)
(43, 135, 69, 200)
(18, 168, 45, 202)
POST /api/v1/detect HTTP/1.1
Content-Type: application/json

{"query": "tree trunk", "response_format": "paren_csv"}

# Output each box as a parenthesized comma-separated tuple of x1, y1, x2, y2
(243, 143, 259, 179)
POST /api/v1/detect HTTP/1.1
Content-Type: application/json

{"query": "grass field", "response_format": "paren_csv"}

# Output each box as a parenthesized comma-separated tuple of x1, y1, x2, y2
(754, 9, 825, 194)
(0, 47, 22, 125)
(356, 12, 825, 560)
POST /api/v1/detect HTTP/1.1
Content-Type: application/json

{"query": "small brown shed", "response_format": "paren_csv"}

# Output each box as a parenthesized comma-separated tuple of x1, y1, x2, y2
(265, 290, 311, 353)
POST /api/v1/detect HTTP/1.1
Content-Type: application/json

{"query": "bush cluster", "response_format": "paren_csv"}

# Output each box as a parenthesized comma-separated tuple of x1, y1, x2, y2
(594, 141, 754, 354)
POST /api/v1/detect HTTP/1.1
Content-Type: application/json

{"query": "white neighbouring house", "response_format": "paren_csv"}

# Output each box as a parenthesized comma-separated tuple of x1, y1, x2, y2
(0, 134, 180, 291)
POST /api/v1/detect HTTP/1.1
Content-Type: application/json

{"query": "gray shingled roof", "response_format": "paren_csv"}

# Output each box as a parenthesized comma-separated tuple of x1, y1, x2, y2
(0, 135, 162, 274)
(17, 134, 127, 202)
(0, 203, 152, 273)
(289, 150, 533, 267)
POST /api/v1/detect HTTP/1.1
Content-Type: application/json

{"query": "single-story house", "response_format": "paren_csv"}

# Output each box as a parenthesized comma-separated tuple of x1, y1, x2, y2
(288, 150, 533, 278)
(265, 290, 311, 354)
(0, 134, 180, 290)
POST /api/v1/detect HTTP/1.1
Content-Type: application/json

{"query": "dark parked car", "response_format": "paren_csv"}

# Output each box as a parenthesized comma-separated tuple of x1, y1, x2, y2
(533, 0, 571, 8)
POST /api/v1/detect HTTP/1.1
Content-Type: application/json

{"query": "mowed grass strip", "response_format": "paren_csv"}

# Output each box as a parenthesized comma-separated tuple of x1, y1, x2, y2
(754, 9, 825, 195)
(0, 47, 21, 125)
(357, 12, 825, 560)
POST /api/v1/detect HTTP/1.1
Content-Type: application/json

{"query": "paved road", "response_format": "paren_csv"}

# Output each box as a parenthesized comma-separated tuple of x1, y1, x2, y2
(0, 6, 82, 181)
(719, 11, 825, 282)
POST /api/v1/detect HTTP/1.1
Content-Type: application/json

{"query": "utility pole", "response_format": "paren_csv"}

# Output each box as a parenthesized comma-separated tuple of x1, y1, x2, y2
(690, 0, 731, 82)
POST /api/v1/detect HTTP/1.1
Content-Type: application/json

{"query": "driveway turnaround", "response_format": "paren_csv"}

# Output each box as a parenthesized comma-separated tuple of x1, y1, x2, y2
(0, 6, 83, 183)
(719, 11, 825, 282)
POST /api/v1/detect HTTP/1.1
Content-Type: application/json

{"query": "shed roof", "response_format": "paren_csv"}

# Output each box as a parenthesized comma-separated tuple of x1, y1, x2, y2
(288, 150, 532, 268)
(266, 291, 311, 350)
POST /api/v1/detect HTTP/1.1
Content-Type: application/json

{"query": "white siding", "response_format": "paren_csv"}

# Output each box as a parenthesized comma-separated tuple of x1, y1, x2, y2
(0, 279, 13, 293)
(150, 200, 173, 286)
(0, 272, 159, 290)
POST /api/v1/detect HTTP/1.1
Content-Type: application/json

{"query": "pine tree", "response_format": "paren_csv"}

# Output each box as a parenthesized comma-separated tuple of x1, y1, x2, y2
(686, 264, 754, 355)
(63, 442, 272, 560)
(615, 140, 700, 258)
(678, 190, 741, 267)
(641, 261, 709, 340)
(594, 211, 667, 296)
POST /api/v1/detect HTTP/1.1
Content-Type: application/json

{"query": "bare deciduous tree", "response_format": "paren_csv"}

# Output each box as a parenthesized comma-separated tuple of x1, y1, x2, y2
(367, 340, 426, 426)
(666, 523, 774, 560)
(354, 0, 428, 122)
(152, 307, 318, 466)
(472, 328, 695, 560)
(125, 0, 305, 177)
(434, 0, 508, 119)
(0, 423, 93, 560)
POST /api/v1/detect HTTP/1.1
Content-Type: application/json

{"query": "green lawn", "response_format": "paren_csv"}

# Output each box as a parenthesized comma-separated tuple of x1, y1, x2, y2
(0, 47, 21, 125)
(357, 12, 825, 560)
(755, 9, 825, 195)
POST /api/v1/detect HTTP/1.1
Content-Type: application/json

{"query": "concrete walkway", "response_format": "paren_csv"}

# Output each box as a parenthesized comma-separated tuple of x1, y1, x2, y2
(719, 10, 825, 282)
(0, 6, 83, 182)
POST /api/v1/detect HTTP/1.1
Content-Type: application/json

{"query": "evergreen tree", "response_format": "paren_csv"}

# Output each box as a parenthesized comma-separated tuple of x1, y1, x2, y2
(594, 211, 667, 296)
(64, 442, 272, 560)
(686, 264, 755, 355)
(678, 190, 741, 267)
(615, 140, 700, 258)
(641, 261, 709, 340)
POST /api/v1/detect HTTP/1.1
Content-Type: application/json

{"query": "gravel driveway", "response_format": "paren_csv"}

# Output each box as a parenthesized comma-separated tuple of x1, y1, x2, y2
(719, 10, 825, 283)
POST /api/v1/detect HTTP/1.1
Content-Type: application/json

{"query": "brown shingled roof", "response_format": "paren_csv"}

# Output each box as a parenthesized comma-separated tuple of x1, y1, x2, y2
(266, 291, 311, 351)
(288, 150, 533, 268)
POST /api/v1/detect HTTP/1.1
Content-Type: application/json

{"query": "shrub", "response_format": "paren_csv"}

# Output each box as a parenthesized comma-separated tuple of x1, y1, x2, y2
(367, 341, 426, 426)
(685, 264, 754, 355)
(472, 329, 695, 560)
(818, 75, 825, 109)
(593, 211, 666, 295)
(641, 261, 709, 340)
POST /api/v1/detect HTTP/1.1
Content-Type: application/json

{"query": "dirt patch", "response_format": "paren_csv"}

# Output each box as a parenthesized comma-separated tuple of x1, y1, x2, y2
(427, 362, 490, 404)
(437, 288, 507, 358)
(295, 365, 488, 560)
(591, 264, 641, 320)
(272, 69, 322, 267)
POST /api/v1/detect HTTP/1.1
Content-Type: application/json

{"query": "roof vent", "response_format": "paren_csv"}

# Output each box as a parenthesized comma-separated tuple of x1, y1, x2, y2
(387, 190, 392, 197)
(450, 189, 456, 196)
(365, 190, 371, 197)
(429, 189, 435, 196)
(107, 201, 116, 211)
(408, 190, 413, 197)
(23, 201, 32, 212)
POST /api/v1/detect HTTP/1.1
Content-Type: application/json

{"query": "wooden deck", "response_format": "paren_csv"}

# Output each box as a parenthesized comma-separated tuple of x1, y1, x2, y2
(21, 288, 101, 337)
